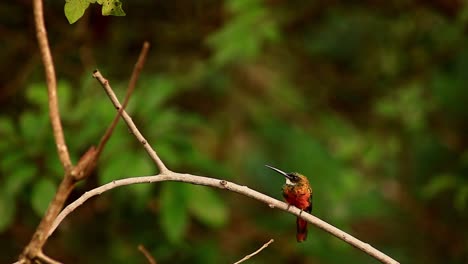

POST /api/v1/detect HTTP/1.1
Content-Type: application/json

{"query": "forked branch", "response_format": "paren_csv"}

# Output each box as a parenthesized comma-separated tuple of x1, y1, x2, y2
(21, 1, 151, 262)
(92, 70, 168, 173)
(46, 70, 400, 264)
(95, 41, 151, 156)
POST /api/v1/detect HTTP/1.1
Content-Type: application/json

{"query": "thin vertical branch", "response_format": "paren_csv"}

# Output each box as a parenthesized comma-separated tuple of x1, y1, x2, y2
(20, 1, 77, 262)
(33, 0, 71, 170)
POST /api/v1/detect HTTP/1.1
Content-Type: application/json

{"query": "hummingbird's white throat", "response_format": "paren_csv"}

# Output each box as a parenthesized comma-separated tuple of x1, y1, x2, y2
(285, 178, 296, 186)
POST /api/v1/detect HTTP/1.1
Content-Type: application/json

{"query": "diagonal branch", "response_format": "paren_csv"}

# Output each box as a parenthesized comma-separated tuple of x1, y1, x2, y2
(92, 70, 168, 173)
(72, 41, 150, 181)
(234, 239, 274, 264)
(95, 41, 151, 156)
(138, 244, 157, 264)
(33, 0, 71, 170)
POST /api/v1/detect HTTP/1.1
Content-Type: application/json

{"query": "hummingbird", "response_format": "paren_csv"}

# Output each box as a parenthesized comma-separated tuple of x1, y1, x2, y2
(266, 165, 313, 242)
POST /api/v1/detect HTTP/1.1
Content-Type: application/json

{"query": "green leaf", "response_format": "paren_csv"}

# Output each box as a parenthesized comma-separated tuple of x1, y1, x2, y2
(57, 80, 72, 114)
(126, 156, 154, 209)
(154, 142, 182, 167)
(31, 179, 57, 216)
(187, 186, 228, 228)
(193, 240, 221, 263)
(133, 75, 177, 117)
(207, 1, 278, 66)
(26, 82, 48, 108)
(0, 117, 15, 137)
(421, 174, 456, 199)
(19, 112, 49, 152)
(98, 154, 131, 185)
(129, 154, 154, 176)
(5, 165, 36, 197)
(100, 0, 126, 16)
(64, 0, 91, 24)
(0, 150, 27, 172)
(454, 185, 468, 211)
(0, 194, 15, 232)
(128, 184, 152, 211)
(45, 155, 64, 179)
(160, 183, 188, 244)
(227, 0, 262, 12)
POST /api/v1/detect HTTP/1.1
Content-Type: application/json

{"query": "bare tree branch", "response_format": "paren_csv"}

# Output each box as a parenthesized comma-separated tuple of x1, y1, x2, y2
(92, 70, 169, 173)
(20, 172, 77, 263)
(138, 244, 157, 264)
(95, 41, 151, 156)
(36, 252, 62, 264)
(47, 171, 398, 264)
(20, 1, 79, 262)
(84, 70, 400, 264)
(234, 239, 274, 264)
(33, 0, 71, 170)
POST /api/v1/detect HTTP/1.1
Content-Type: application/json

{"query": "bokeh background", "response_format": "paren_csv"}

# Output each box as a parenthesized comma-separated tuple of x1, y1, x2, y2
(1, 0, 468, 263)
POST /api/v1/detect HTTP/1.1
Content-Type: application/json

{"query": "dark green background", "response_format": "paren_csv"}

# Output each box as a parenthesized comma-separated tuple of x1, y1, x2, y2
(1, 0, 467, 263)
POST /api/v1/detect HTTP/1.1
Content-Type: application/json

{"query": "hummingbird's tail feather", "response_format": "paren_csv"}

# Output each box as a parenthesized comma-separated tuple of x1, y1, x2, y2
(296, 217, 308, 242)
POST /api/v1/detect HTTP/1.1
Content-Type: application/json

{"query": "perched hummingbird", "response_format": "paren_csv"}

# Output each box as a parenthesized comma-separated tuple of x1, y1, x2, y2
(266, 165, 313, 242)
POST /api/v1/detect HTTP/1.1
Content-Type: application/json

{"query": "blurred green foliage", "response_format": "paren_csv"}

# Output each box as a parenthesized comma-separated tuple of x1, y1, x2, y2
(207, 0, 280, 66)
(1, 0, 468, 263)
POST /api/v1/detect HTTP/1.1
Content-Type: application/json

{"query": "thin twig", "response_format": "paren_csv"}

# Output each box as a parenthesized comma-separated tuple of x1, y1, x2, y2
(95, 41, 151, 156)
(92, 70, 168, 173)
(234, 239, 274, 264)
(138, 244, 157, 264)
(36, 251, 63, 264)
(74, 42, 151, 179)
(33, 0, 71, 170)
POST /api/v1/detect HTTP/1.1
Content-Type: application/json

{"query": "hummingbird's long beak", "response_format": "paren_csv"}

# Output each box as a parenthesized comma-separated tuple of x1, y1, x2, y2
(265, 165, 293, 180)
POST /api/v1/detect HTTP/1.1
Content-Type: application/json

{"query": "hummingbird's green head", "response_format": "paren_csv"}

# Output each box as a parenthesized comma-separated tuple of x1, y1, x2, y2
(265, 165, 309, 186)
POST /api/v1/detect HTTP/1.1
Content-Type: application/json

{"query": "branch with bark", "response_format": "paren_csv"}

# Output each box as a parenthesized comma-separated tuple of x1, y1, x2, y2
(43, 70, 399, 264)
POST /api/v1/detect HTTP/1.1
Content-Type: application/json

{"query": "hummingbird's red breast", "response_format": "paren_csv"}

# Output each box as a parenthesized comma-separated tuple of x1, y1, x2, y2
(266, 165, 313, 242)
